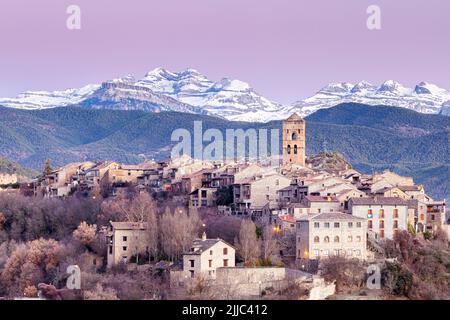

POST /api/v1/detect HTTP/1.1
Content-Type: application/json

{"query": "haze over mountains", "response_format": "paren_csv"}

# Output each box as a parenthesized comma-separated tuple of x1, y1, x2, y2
(1, 68, 450, 122)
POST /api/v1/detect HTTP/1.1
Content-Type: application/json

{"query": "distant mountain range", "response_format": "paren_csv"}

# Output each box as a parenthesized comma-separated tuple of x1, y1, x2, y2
(0, 103, 448, 200)
(1, 68, 449, 122)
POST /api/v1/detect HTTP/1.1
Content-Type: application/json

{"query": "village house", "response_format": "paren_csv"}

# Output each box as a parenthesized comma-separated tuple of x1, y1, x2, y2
(349, 197, 409, 240)
(107, 221, 149, 268)
(182, 232, 235, 279)
(233, 173, 291, 214)
(336, 189, 366, 212)
(189, 187, 217, 209)
(303, 195, 341, 214)
(277, 178, 309, 205)
(296, 212, 367, 260)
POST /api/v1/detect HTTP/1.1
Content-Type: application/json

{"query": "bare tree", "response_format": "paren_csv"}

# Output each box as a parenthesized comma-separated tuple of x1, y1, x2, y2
(235, 220, 260, 265)
(261, 225, 281, 264)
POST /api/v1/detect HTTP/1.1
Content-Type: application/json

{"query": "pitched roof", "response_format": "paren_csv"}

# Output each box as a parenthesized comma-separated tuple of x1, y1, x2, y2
(299, 212, 364, 221)
(305, 195, 339, 202)
(350, 197, 408, 206)
(397, 185, 423, 192)
(285, 113, 304, 122)
(186, 238, 233, 255)
(279, 214, 296, 223)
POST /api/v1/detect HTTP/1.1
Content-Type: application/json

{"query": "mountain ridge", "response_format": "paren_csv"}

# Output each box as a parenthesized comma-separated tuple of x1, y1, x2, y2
(1, 68, 449, 122)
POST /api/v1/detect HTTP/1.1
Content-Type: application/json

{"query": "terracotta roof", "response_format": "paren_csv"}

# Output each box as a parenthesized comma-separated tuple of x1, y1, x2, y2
(305, 195, 339, 202)
(350, 197, 408, 206)
(279, 214, 296, 223)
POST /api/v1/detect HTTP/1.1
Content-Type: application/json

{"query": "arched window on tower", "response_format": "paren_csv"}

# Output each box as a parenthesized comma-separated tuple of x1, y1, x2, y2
(287, 145, 291, 154)
(294, 145, 298, 155)
(292, 132, 298, 140)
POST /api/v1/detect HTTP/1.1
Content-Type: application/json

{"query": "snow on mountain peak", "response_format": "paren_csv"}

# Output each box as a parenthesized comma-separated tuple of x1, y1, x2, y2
(319, 82, 354, 94)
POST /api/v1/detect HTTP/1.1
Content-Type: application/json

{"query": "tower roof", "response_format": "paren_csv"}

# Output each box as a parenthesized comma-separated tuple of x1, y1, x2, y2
(286, 113, 303, 122)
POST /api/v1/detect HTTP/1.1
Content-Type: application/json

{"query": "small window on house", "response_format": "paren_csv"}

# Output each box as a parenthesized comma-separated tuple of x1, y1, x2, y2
(379, 220, 385, 229)
(313, 250, 319, 257)
(294, 145, 298, 155)
(324, 222, 330, 228)
(356, 236, 362, 242)
(393, 220, 398, 229)
(190, 270, 195, 278)
(334, 222, 340, 228)
(122, 246, 127, 251)
(334, 236, 340, 243)
(393, 209, 398, 219)
(347, 236, 353, 242)
(287, 145, 291, 154)
(123, 236, 127, 242)
(379, 209, 385, 218)
(324, 236, 330, 243)
(109, 246, 112, 254)
(314, 222, 320, 228)
(323, 250, 329, 256)
(348, 222, 353, 228)
(379, 230, 385, 239)
(223, 259, 228, 267)
(190, 260, 195, 268)
(223, 248, 228, 255)
(356, 222, 362, 228)
(355, 250, 361, 256)
(210, 250, 213, 255)
(208, 260, 212, 268)
(368, 220, 373, 229)
(276, 179, 279, 186)
(314, 236, 320, 243)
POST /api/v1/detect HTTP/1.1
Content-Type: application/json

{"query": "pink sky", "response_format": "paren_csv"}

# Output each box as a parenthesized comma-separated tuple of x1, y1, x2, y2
(0, 0, 449, 104)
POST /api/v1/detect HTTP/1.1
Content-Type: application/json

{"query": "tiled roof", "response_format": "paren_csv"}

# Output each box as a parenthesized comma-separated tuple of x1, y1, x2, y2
(300, 212, 364, 221)
(305, 195, 338, 202)
(186, 238, 233, 255)
(111, 221, 148, 230)
(350, 197, 408, 206)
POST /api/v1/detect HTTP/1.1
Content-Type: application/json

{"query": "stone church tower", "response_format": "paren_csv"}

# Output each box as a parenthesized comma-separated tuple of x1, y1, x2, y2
(282, 113, 306, 166)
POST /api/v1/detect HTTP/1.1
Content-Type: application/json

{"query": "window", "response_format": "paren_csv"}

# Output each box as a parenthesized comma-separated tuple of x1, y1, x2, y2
(210, 250, 213, 255)
(334, 236, 340, 243)
(379, 230, 385, 239)
(393, 220, 398, 229)
(347, 236, 353, 242)
(190, 270, 195, 278)
(287, 145, 291, 154)
(276, 179, 279, 186)
(323, 250, 329, 256)
(379, 209, 385, 218)
(314, 222, 320, 228)
(123, 236, 127, 242)
(266, 195, 270, 201)
(294, 145, 298, 155)
(122, 246, 127, 251)
(356, 222, 362, 228)
(292, 132, 298, 140)
(356, 236, 362, 242)
(108, 246, 112, 254)
(334, 222, 340, 228)
(420, 213, 425, 221)
(393, 209, 398, 218)
(223, 259, 228, 267)
(324, 236, 330, 243)
(223, 248, 228, 255)
(313, 250, 320, 257)
(201, 190, 207, 198)
(368, 220, 373, 229)
(190, 260, 195, 268)
(379, 220, 385, 229)
(317, 208, 321, 213)
(334, 249, 340, 256)
(208, 260, 212, 268)
(367, 209, 373, 218)
(348, 222, 353, 228)
(314, 236, 320, 243)
(347, 250, 353, 256)
(324, 222, 330, 228)
(354, 250, 361, 256)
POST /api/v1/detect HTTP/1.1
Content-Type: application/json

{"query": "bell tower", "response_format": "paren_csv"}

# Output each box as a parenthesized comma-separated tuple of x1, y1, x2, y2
(282, 113, 306, 166)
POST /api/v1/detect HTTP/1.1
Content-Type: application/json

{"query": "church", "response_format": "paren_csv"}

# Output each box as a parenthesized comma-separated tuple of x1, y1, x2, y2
(282, 113, 306, 167)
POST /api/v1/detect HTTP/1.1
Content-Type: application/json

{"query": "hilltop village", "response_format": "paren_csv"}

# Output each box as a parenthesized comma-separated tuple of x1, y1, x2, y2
(0, 114, 448, 300)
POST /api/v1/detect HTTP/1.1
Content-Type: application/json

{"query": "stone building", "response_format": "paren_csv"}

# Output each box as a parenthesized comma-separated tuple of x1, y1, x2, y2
(182, 233, 235, 279)
(107, 221, 148, 268)
(349, 197, 408, 240)
(296, 212, 367, 260)
(282, 113, 306, 167)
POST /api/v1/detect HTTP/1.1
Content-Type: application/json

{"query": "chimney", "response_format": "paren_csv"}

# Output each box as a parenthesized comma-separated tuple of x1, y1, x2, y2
(201, 231, 207, 241)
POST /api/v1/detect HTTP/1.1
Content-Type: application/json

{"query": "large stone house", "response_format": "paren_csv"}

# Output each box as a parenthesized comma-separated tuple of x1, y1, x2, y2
(182, 233, 235, 279)
(296, 212, 367, 260)
(349, 197, 409, 240)
(107, 221, 148, 268)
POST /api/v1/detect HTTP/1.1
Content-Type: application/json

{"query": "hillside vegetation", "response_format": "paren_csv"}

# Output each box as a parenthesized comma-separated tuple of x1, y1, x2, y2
(0, 103, 448, 199)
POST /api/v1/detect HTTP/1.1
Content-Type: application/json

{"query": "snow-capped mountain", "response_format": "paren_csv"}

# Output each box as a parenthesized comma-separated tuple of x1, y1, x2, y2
(0, 68, 449, 122)
(289, 80, 450, 118)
